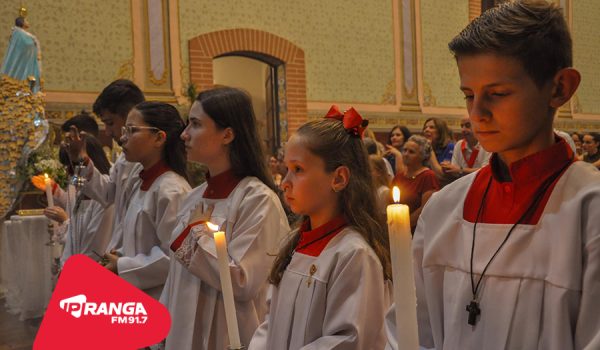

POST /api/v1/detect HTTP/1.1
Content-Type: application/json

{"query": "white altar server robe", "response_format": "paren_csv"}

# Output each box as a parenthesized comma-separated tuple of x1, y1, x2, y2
(386, 161, 600, 350)
(249, 227, 391, 350)
(160, 176, 289, 350)
(82, 153, 143, 251)
(117, 170, 190, 299)
(61, 197, 114, 266)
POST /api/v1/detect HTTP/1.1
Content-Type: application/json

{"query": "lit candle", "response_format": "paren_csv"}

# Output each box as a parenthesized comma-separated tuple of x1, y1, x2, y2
(44, 173, 54, 207)
(387, 186, 419, 349)
(207, 222, 242, 349)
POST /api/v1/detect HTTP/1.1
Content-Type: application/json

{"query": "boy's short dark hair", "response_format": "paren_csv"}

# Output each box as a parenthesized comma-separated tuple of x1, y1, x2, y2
(61, 111, 99, 137)
(448, 0, 571, 87)
(15, 17, 25, 28)
(92, 79, 145, 119)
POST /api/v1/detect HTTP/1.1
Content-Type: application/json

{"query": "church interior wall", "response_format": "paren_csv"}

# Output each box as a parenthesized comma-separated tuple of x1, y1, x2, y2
(178, 0, 396, 106)
(572, 1, 600, 118)
(419, 0, 468, 109)
(1, 0, 599, 134)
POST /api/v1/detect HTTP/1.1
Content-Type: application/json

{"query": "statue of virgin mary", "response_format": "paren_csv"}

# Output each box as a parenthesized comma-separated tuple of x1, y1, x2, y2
(0, 9, 48, 218)
(1, 16, 42, 92)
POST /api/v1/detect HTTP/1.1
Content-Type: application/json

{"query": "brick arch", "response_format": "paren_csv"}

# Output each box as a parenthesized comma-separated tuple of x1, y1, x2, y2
(188, 29, 307, 136)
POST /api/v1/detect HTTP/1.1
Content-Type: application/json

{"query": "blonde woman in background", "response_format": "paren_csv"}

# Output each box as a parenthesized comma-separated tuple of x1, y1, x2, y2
(369, 155, 392, 214)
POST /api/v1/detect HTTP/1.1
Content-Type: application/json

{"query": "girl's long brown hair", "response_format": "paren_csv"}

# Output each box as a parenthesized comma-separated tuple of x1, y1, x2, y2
(268, 119, 392, 286)
(197, 87, 276, 192)
(424, 117, 453, 151)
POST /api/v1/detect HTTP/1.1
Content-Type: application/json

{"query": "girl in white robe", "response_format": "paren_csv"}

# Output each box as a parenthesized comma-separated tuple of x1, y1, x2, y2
(41, 135, 115, 266)
(249, 106, 392, 350)
(100, 102, 191, 299)
(160, 87, 290, 350)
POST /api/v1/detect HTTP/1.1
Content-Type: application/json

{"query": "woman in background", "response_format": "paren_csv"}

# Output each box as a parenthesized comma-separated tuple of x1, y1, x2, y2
(392, 135, 439, 232)
(384, 125, 411, 175)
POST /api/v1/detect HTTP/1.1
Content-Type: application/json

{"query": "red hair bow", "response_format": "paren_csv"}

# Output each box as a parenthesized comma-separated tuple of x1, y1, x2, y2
(324, 105, 369, 138)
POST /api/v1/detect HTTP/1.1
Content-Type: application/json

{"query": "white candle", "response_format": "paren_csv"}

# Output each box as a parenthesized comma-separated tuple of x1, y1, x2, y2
(387, 186, 419, 349)
(44, 173, 54, 207)
(207, 222, 242, 349)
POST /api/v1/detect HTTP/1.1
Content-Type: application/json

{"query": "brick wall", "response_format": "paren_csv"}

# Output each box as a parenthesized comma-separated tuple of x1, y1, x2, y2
(188, 29, 308, 137)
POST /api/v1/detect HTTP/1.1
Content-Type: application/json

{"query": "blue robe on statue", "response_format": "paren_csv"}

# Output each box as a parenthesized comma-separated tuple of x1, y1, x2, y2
(1, 26, 41, 92)
(0, 25, 47, 218)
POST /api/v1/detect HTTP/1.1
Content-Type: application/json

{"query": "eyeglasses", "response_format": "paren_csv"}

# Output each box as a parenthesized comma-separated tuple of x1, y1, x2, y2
(121, 125, 161, 137)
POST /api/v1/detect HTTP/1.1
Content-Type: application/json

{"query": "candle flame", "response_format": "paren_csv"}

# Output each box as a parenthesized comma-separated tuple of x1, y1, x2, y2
(44, 173, 49, 179)
(393, 186, 400, 203)
(206, 222, 219, 231)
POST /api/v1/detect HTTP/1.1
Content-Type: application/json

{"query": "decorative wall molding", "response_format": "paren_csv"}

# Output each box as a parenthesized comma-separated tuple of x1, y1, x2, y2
(130, 0, 181, 103)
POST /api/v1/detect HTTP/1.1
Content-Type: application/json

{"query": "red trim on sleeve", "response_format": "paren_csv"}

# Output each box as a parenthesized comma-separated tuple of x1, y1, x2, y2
(170, 220, 206, 252)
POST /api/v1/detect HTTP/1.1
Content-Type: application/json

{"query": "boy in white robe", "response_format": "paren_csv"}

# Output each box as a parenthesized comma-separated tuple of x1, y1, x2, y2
(387, 1, 600, 349)
(66, 80, 145, 252)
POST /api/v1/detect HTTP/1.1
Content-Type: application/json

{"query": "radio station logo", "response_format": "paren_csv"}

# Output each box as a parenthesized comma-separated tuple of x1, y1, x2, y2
(35, 255, 170, 349)
(59, 294, 148, 324)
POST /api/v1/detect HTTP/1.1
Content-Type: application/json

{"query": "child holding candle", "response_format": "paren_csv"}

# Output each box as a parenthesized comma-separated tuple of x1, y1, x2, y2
(249, 105, 392, 349)
(160, 87, 290, 350)
(45, 135, 114, 266)
(33, 113, 114, 265)
(32, 111, 103, 210)
(388, 1, 600, 349)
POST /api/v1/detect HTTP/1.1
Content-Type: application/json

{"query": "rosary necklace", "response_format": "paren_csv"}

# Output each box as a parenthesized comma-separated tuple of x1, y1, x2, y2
(467, 160, 572, 326)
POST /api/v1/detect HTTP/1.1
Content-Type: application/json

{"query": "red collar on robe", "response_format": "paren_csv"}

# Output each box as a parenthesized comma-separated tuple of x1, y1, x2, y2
(295, 215, 348, 257)
(170, 170, 242, 252)
(139, 160, 171, 191)
(464, 136, 574, 225)
(203, 169, 242, 199)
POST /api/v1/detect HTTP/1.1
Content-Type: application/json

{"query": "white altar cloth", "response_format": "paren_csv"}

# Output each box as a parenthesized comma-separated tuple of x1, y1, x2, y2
(1, 215, 53, 320)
